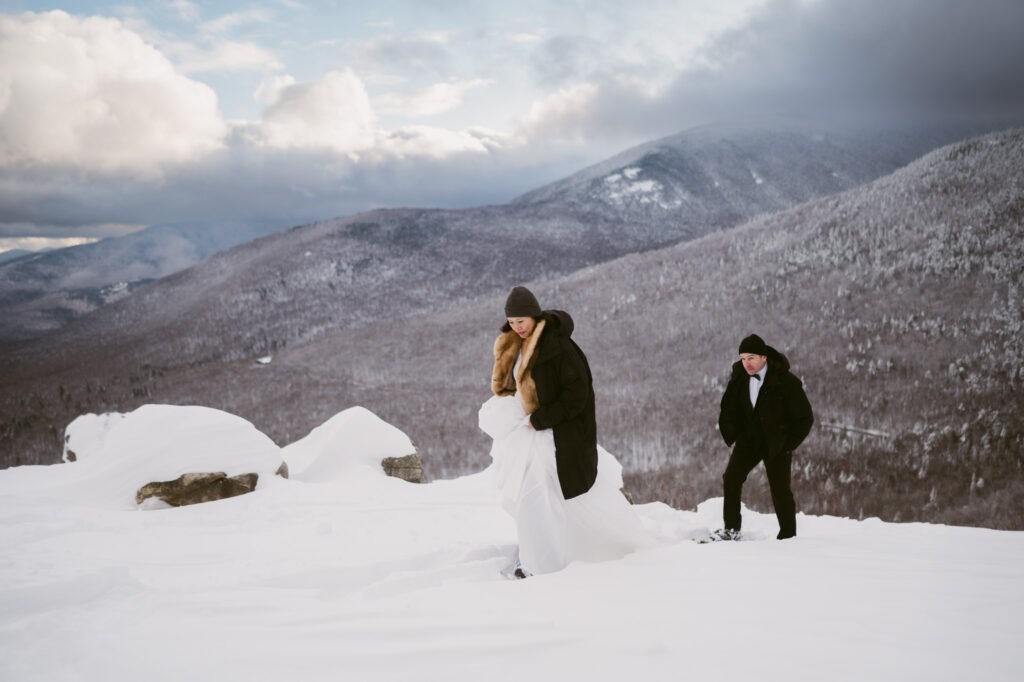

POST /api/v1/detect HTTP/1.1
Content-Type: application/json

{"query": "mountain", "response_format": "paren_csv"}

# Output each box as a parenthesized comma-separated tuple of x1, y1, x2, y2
(0, 119, 973, 343)
(0, 218, 284, 342)
(510, 118, 960, 242)
(5, 126, 1020, 531)
(0, 249, 37, 264)
(5, 121, 1024, 521)
(2, 403, 1022, 681)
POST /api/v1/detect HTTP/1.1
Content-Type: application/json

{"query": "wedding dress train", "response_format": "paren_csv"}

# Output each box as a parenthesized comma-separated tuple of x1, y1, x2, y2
(478, 394, 658, 575)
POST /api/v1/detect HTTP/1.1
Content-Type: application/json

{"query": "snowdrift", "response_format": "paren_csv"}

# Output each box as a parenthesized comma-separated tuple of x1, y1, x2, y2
(1, 403, 1022, 682)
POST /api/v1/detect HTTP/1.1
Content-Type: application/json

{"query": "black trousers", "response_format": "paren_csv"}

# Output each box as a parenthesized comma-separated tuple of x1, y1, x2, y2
(722, 446, 796, 538)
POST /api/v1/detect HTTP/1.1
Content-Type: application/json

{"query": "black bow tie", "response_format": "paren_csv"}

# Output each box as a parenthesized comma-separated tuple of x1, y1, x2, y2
(751, 374, 761, 381)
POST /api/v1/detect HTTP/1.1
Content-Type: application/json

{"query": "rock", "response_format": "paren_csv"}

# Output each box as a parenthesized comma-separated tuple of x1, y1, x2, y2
(135, 472, 259, 507)
(275, 461, 289, 479)
(381, 453, 424, 483)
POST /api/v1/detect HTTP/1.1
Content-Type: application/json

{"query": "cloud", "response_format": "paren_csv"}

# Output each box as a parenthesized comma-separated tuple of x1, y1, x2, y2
(167, 1, 200, 23)
(376, 79, 491, 117)
(529, 34, 606, 87)
(175, 39, 283, 73)
(199, 9, 274, 35)
(353, 34, 452, 78)
(254, 73, 298, 105)
(517, 0, 1024, 145)
(0, 236, 99, 254)
(0, 220, 145, 240)
(376, 125, 507, 159)
(258, 69, 378, 154)
(0, 11, 227, 176)
(5, 0, 1023, 245)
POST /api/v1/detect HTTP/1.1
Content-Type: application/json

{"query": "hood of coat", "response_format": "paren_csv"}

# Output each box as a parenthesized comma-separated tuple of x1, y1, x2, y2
(729, 344, 791, 382)
(541, 309, 574, 338)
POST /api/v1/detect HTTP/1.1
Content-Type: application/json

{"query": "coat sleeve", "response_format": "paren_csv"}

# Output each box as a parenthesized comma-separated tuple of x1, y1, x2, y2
(782, 377, 814, 452)
(719, 380, 738, 446)
(529, 341, 589, 430)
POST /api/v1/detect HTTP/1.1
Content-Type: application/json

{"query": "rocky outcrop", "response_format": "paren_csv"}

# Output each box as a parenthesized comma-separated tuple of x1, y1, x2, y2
(381, 453, 424, 483)
(136, 472, 259, 507)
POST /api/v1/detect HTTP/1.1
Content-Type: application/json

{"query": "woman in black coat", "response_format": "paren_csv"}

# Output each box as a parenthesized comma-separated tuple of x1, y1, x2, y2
(479, 286, 654, 578)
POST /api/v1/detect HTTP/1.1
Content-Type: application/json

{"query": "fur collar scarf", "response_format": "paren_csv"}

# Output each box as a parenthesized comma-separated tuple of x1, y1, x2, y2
(491, 318, 546, 415)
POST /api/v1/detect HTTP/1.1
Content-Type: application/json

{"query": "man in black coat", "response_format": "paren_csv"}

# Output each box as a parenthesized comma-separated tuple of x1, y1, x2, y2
(717, 334, 814, 539)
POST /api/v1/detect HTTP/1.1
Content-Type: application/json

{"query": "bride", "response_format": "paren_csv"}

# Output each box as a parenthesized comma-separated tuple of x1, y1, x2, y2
(478, 286, 657, 578)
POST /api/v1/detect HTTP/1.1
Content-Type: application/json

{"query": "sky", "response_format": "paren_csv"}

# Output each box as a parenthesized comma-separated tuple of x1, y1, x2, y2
(1, 0, 1023, 252)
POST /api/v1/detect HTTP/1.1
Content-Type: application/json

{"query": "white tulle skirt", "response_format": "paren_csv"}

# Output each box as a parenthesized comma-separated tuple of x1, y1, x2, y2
(478, 394, 657, 575)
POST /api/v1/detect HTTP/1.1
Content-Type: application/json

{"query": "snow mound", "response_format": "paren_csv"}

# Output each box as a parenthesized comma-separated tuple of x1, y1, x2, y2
(62, 411, 128, 462)
(284, 406, 416, 481)
(47, 404, 284, 508)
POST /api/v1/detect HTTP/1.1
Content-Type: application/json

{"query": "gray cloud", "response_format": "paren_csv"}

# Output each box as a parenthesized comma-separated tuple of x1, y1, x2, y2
(352, 34, 453, 79)
(0, 140, 567, 239)
(6, 0, 1024, 242)
(530, 0, 1024, 144)
(529, 34, 606, 87)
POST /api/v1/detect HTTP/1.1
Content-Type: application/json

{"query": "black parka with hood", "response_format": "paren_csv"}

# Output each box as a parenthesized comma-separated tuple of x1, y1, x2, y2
(492, 310, 598, 499)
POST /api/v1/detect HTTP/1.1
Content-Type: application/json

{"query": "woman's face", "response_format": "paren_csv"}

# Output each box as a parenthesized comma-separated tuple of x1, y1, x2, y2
(507, 316, 536, 338)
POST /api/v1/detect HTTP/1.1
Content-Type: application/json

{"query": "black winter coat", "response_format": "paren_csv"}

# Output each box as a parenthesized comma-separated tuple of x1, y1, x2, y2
(528, 311, 598, 499)
(718, 346, 814, 461)
(494, 310, 598, 500)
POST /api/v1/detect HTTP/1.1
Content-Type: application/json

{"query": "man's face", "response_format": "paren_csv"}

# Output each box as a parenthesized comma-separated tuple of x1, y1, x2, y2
(740, 353, 767, 375)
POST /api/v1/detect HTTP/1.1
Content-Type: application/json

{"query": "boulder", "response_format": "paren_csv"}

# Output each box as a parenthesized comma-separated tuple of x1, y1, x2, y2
(381, 453, 424, 483)
(136, 472, 259, 507)
(61, 405, 287, 509)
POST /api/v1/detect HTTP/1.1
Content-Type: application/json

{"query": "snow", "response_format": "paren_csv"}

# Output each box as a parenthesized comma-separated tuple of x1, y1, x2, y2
(602, 168, 682, 210)
(50, 405, 284, 509)
(2, 404, 1023, 682)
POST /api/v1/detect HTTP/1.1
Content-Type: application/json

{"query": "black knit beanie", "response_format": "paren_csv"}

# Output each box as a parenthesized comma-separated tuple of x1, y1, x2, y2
(504, 286, 542, 318)
(738, 334, 768, 355)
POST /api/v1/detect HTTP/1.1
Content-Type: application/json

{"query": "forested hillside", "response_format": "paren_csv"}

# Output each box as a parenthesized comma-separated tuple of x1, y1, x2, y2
(2, 129, 1021, 529)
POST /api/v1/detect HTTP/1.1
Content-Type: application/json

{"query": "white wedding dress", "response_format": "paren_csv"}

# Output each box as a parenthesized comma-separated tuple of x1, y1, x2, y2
(478, 393, 658, 575)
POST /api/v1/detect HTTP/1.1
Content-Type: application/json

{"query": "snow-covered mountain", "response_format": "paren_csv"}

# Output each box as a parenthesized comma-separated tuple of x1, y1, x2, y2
(0, 120, 973, 343)
(2, 403, 1022, 682)
(0, 219, 283, 342)
(510, 118, 962, 242)
(2, 128, 1021, 529)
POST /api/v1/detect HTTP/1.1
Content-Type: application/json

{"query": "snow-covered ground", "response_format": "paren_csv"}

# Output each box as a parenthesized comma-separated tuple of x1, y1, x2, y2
(2, 405, 1022, 682)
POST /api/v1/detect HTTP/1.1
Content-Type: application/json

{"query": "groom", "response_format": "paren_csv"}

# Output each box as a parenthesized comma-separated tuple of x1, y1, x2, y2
(717, 334, 814, 540)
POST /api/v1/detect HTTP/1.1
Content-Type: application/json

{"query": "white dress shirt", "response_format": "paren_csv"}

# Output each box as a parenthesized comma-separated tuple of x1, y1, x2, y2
(749, 365, 767, 407)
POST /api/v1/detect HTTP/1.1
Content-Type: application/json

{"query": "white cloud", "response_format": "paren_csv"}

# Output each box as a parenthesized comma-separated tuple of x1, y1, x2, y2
(255, 71, 504, 159)
(259, 69, 378, 154)
(0, 236, 99, 253)
(254, 73, 297, 105)
(200, 9, 274, 35)
(167, 0, 200, 23)
(376, 125, 507, 159)
(0, 221, 147, 240)
(0, 11, 227, 176)
(519, 82, 601, 142)
(175, 39, 283, 73)
(377, 79, 491, 117)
